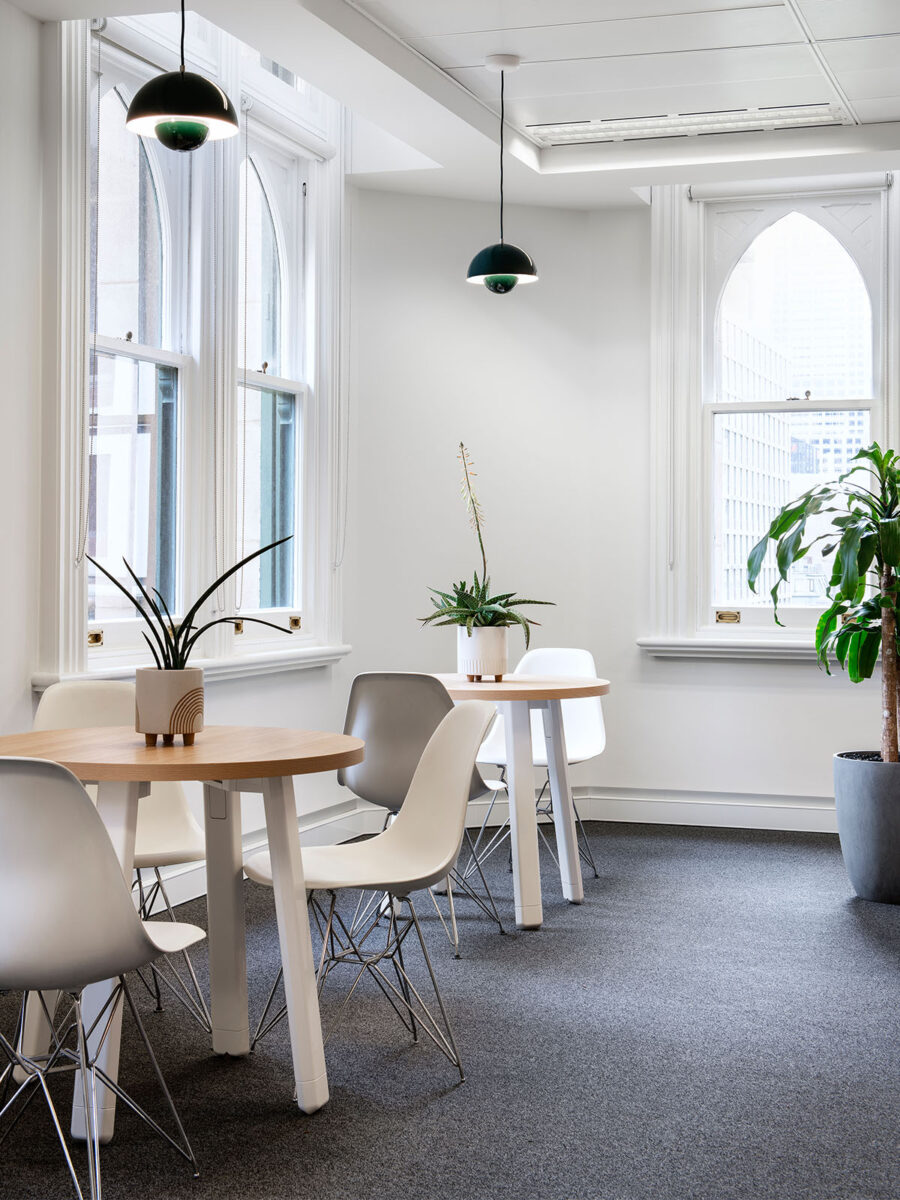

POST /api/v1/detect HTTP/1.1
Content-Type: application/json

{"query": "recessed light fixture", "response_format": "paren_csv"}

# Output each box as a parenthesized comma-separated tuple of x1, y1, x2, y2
(467, 54, 537, 294)
(527, 103, 850, 147)
(126, 0, 239, 152)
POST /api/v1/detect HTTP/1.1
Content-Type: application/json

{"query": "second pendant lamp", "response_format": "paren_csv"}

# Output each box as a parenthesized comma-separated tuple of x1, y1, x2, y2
(467, 55, 537, 294)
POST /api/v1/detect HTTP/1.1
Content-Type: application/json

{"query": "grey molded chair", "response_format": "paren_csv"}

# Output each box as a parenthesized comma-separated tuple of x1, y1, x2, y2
(0, 758, 202, 1199)
(246, 702, 496, 1080)
(337, 671, 504, 953)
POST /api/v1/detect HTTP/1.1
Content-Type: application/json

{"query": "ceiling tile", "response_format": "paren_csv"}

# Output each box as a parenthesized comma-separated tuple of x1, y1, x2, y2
(407, 9, 800, 71)
(355, 0, 782, 40)
(852, 97, 900, 122)
(449, 44, 822, 103)
(798, 0, 900, 40)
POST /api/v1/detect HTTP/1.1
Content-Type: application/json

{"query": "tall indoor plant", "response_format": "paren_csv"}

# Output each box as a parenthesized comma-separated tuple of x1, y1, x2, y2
(420, 443, 553, 681)
(89, 536, 293, 746)
(748, 442, 900, 902)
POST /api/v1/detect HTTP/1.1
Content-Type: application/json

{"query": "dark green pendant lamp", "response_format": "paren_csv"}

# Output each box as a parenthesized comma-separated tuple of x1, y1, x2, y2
(467, 55, 537, 294)
(126, 0, 239, 152)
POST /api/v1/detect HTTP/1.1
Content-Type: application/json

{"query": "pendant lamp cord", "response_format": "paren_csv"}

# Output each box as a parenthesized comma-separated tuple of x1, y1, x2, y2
(179, 0, 186, 73)
(499, 69, 505, 244)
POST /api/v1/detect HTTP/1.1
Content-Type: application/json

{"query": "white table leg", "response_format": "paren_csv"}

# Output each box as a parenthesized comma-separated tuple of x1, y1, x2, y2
(541, 698, 584, 904)
(503, 701, 543, 929)
(262, 775, 329, 1114)
(204, 784, 249, 1057)
(71, 780, 140, 1143)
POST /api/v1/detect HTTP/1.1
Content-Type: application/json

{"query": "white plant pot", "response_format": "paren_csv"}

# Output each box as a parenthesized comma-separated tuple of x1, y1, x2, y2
(457, 626, 508, 682)
(135, 666, 205, 747)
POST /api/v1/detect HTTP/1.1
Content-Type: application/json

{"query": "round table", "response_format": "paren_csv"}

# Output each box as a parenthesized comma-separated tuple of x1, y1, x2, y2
(0, 724, 363, 1138)
(436, 675, 610, 928)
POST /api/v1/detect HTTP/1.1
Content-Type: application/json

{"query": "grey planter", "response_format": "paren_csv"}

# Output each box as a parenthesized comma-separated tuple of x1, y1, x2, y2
(833, 753, 900, 904)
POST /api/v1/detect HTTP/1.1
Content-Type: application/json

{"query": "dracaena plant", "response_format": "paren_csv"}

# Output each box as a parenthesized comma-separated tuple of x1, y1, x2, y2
(419, 443, 553, 647)
(87, 535, 295, 669)
(747, 443, 900, 763)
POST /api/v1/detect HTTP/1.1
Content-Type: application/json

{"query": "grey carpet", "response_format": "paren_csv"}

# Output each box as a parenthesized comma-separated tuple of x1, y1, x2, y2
(2, 822, 898, 1200)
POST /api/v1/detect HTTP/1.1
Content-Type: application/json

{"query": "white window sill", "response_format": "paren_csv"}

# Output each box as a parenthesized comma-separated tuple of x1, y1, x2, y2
(637, 636, 817, 661)
(32, 643, 353, 693)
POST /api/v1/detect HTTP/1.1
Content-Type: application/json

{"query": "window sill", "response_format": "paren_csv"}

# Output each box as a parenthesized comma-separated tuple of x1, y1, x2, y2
(637, 636, 817, 662)
(32, 643, 353, 693)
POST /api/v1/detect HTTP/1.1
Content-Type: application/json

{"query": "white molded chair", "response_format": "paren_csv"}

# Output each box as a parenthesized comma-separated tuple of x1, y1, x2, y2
(473, 647, 606, 878)
(0, 757, 203, 1199)
(33, 681, 210, 1030)
(245, 700, 495, 1081)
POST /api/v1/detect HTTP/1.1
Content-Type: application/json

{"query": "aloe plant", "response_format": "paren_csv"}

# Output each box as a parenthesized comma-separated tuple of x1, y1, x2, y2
(747, 443, 900, 762)
(420, 443, 553, 647)
(87, 536, 294, 669)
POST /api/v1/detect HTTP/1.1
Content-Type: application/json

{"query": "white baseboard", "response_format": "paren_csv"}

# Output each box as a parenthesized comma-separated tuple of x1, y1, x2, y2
(153, 786, 837, 912)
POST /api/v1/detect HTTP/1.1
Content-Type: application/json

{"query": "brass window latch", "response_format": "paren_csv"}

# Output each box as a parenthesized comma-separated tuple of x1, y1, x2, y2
(289, 615, 301, 630)
(87, 629, 104, 646)
(715, 610, 741, 624)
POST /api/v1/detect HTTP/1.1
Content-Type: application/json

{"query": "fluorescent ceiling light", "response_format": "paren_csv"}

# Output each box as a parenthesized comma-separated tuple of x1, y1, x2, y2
(527, 104, 851, 147)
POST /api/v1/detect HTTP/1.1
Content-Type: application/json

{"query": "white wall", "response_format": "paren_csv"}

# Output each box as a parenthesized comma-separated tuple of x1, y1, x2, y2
(347, 187, 881, 829)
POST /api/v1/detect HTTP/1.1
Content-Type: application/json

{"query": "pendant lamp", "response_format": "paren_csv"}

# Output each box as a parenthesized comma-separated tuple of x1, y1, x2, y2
(126, 0, 239, 152)
(467, 55, 537, 294)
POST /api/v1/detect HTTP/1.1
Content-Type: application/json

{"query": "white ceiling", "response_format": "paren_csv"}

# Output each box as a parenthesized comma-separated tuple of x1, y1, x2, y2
(12, 0, 900, 208)
(355, 0, 900, 130)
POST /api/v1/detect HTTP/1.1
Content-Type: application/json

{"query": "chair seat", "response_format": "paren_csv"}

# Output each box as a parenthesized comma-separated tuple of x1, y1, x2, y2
(142, 920, 206, 956)
(245, 840, 446, 896)
(134, 835, 206, 871)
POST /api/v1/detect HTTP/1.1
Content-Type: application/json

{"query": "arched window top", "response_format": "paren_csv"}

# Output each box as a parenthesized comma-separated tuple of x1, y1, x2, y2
(239, 158, 283, 377)
(95, 87, 163, 346)
(716, 211, 872, 404)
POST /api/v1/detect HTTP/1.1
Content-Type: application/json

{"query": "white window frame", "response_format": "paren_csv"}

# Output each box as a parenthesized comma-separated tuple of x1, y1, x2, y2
(34, 17, 350, 690)
(640, 178, 900, 661)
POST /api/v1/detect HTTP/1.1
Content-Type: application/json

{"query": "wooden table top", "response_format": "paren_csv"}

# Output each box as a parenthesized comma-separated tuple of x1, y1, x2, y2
(0, 725, 365, 783)
(436, 674, 610, 702)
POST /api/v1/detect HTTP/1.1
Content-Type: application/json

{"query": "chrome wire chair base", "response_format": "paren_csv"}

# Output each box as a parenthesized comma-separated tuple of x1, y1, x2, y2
(133, 868, 212, 1033)
(0, 980, 199, 1199)
(252, 890, 465, 1081)
(463, 772, 600, 883)
(429, 829, 505, 958)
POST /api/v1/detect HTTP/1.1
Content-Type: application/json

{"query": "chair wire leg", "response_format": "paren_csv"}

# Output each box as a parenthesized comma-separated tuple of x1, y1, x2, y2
(74, 995, 101, 1200)
(573, 800, 599, 877)
(405, 897, 464, 1083)
(120, 978, 199, 1176)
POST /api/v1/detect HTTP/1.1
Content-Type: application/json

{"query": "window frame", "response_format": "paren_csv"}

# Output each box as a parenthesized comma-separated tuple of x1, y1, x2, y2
(34, 17, 350, 690)
(640, 177, 899, 661)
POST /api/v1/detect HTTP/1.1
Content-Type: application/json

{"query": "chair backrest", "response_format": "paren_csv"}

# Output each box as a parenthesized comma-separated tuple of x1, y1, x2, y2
(0, 758, 157, 992)
(477, 646, 606, 767)
(377, 701, 496, 891)
(338, 672, 488, 812)
(34, 680, 203, 859)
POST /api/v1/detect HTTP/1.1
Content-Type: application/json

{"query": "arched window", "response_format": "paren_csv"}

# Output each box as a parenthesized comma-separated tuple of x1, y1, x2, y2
(237, 154, 298, 612)
(239, 157, 282, 376)
(95, 88, 163, 345)
(88, 83, 178, 625)
(708, 206, 878, 616)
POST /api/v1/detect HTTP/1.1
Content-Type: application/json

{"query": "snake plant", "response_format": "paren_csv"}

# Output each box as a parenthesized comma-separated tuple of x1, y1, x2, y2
(87, 536, 294, 669)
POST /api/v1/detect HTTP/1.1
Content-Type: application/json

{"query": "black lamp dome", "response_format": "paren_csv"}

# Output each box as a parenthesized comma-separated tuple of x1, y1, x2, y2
(467, 242, 537, 294)
(125, 0, 239, 152)
(126, 70, 239, 151)
(466, 57, 537, 294)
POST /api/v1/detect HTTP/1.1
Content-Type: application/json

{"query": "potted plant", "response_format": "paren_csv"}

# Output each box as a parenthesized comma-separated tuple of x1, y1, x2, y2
(88, 536, 294, 746)
(748, 442, 900, 903)
(420, 443, 553, 681)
